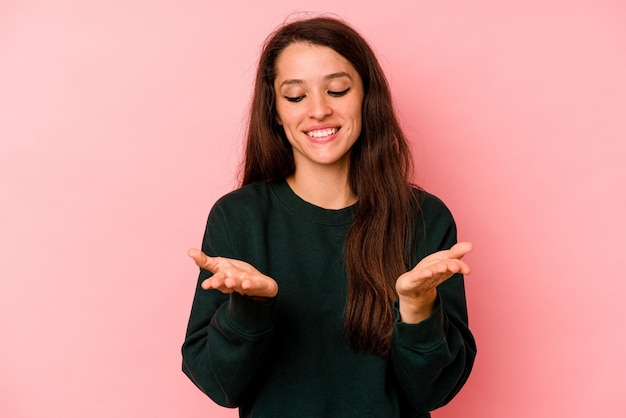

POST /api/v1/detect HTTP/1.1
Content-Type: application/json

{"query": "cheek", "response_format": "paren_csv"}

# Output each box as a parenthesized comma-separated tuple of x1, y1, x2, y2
(349, 96, 363, 124)
(275, 105, 283, 126)
(276, 109, 303, 134)
(275, 104, 295, 128)
(351, 107, 363, 132)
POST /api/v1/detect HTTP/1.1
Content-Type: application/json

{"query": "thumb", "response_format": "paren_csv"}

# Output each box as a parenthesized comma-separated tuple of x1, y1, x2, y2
(188, 248, 216, 271)
(447, 242, 473, 260)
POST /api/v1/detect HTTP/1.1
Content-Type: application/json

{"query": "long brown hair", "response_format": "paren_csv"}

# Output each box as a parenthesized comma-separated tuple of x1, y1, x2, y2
(241, 16, 418, 358)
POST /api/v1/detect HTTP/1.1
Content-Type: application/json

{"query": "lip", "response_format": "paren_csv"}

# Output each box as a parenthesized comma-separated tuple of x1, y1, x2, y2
(304, 124, 341, 143)
(305, 123, 340, 131)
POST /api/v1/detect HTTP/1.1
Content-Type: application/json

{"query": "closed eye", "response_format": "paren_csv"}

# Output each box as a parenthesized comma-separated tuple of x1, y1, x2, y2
(284, 95, 305, 103)
(328, 88, 350, 97)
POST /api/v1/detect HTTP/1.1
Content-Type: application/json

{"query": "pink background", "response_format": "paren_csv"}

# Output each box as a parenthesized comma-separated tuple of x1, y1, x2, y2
(1, 0, 625, 417)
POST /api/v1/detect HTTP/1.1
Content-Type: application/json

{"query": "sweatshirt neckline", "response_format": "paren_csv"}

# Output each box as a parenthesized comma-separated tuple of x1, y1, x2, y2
(270, 180, 356, 226)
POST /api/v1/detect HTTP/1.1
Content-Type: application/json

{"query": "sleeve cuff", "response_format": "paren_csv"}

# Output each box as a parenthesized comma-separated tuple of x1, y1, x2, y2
(393, 296, 446, 351)
(226, 292, 276, 336)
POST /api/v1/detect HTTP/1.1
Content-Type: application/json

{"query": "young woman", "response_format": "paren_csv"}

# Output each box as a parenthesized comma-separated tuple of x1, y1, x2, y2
(182, 16, 476, 418)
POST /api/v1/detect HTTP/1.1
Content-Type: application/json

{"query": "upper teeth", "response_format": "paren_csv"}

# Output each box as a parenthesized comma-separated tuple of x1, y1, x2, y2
(307, 128, 338, 138)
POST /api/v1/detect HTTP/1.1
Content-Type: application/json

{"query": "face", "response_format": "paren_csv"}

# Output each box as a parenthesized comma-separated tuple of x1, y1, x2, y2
(273, 42, 364, 174)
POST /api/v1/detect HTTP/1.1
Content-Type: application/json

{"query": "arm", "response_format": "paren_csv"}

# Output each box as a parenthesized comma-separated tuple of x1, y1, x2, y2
(391, 195, 477, 412)
(181, 205, 277, 407)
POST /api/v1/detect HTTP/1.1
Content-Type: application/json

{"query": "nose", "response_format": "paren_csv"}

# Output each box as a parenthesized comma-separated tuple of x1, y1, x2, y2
(307, 93, 332, 120)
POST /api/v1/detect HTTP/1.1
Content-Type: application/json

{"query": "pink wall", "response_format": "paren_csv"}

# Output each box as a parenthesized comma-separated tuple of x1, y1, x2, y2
(1, 0, 625, 417)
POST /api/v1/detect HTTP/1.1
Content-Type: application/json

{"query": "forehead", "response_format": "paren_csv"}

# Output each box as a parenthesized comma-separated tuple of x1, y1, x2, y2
(274, 42, 359, 82)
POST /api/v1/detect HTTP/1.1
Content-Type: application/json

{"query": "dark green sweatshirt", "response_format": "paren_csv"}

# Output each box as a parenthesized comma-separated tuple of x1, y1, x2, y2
(182, 181, 476, 418)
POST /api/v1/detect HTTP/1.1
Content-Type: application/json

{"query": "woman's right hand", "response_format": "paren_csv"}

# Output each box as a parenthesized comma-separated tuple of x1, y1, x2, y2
(188, 248, 279, 299)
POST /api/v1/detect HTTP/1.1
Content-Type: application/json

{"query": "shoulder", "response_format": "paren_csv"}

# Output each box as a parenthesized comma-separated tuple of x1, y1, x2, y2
(211, 182, 274, 214)
(204, 182, 277, 227)
(412, 187, 455, 226)
(410, 188, 458, 255)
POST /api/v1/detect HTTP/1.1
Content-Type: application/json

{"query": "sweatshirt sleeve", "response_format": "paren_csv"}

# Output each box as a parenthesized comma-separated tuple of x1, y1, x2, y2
(390, 192, 477, 412)
(181, 203, 276, 407)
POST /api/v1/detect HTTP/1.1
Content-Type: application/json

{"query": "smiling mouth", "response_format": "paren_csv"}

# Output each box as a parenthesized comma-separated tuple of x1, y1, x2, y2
(305, 128, 339, 138)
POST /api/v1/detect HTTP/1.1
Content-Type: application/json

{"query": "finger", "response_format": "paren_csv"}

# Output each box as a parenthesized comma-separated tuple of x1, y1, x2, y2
(434, 259, 471, 276)
(241, 276, 279, 297)
(446, 242, 474, 260)
(201, 272, 227, 290)
(202, 278, 235, 294)
(240, 278, 268, 293)
(224, 275, 245, 290)
(458, 259, 472, 275)
(188, 248, 219, 272)
(240, 279, 255, 291)
(201, 276, 217, 290)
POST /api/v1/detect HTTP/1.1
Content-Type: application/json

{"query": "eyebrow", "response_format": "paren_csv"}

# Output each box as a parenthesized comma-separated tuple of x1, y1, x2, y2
(279, 72, 353, 88)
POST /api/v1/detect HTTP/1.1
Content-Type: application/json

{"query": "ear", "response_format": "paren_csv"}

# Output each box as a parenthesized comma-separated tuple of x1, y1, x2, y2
(275, 114, 283, 126)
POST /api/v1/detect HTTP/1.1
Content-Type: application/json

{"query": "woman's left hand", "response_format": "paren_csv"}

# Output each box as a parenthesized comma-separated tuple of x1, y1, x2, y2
(395, 242, 473, 324)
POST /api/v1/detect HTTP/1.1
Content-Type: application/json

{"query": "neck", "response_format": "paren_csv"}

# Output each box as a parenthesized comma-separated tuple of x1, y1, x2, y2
(287, 166, 356, 210)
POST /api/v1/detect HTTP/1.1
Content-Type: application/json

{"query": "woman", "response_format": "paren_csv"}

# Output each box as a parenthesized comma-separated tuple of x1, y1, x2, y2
(182, 16, 476, 418)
